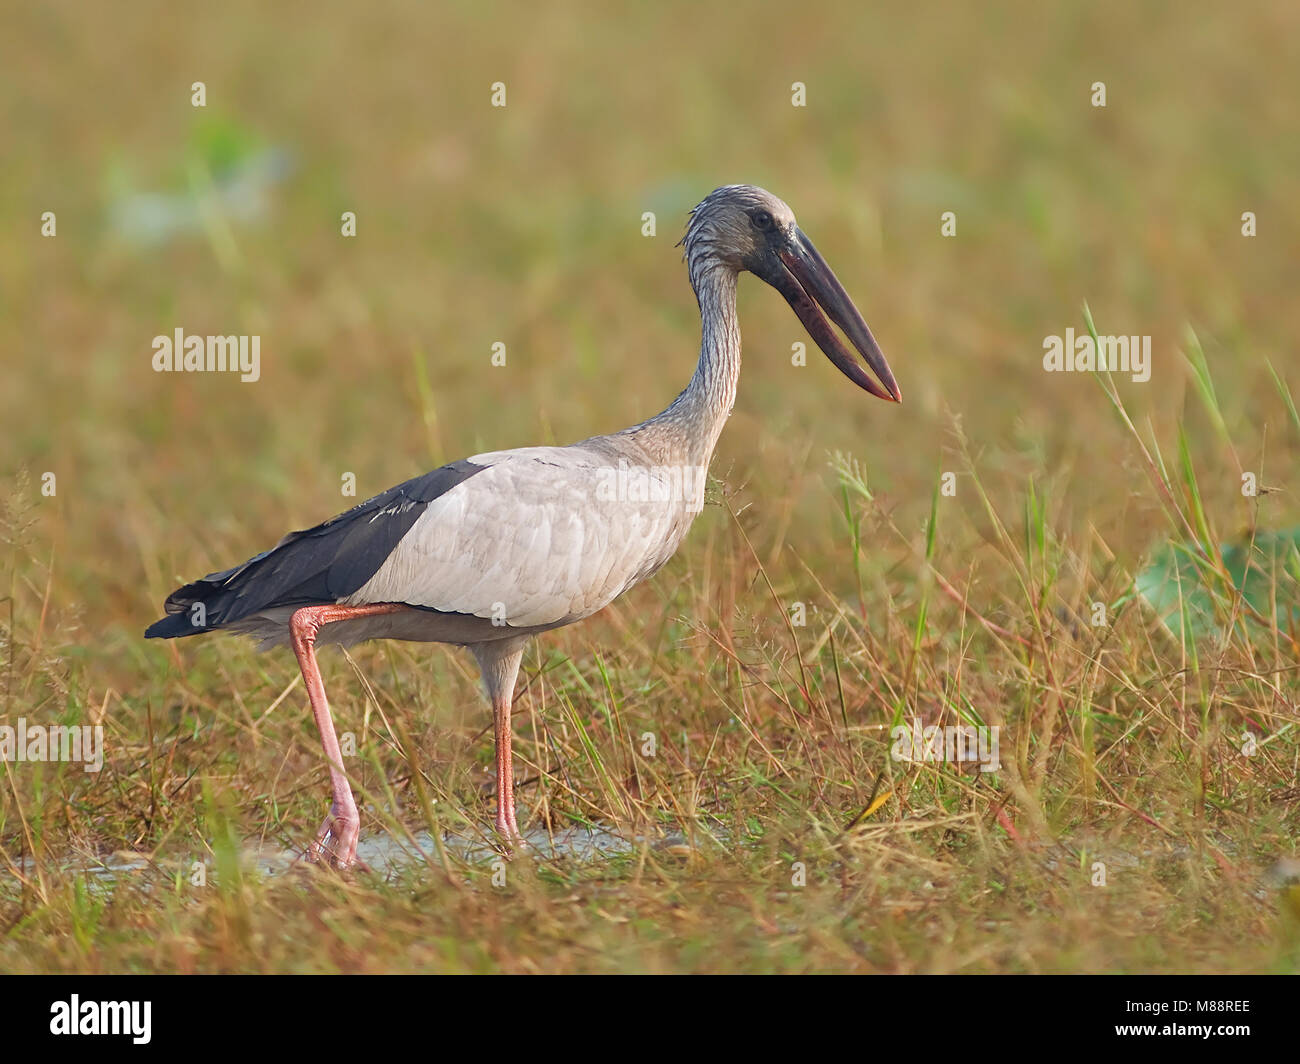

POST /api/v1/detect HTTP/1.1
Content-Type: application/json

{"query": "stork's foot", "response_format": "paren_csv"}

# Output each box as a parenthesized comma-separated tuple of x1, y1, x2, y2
(309, 800, 360, 869)
(495, 806, 526, 857)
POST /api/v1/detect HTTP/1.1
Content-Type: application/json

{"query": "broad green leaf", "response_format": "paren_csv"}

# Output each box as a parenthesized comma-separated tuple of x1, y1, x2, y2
(1136, 527, 1300, 641)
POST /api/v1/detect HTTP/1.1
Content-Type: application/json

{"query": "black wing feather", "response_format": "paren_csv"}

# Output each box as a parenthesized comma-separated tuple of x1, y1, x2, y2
(144, 459, 486, 639)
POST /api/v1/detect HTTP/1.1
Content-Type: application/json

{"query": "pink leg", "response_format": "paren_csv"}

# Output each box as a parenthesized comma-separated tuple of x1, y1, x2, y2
(493, 692, 520, 841)
(472, 640, 528, 851)
(289, 602, 409, 868)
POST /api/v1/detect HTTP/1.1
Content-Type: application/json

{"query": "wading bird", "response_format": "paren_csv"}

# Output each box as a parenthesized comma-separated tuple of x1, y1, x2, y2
(145, 185, 901, 867)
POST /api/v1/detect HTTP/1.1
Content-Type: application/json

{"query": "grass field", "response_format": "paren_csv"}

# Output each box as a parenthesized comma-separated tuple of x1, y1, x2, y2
(2, 0, 1299, 973)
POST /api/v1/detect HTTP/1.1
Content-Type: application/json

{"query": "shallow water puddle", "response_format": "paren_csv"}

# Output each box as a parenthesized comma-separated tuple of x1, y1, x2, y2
(250, 823, 643, 877)
(8, 824, 690, 893)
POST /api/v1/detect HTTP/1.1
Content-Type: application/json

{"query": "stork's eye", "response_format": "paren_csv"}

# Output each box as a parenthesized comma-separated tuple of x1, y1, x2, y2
(750, 209, 774, 231)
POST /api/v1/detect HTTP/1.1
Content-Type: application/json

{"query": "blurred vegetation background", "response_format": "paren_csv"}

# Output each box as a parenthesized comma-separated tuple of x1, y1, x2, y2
(4, 0, 1298, 651)
(1, 0, 1298, 972)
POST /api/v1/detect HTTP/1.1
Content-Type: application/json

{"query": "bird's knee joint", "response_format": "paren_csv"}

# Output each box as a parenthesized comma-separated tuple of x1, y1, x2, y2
(290, 608, 323, 644)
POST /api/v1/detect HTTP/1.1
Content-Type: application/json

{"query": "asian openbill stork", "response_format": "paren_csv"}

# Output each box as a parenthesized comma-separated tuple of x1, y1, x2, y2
(145, 185, 901, 867)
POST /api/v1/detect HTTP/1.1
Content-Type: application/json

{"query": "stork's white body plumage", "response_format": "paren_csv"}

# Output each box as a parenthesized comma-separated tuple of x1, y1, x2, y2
(344, 442, 699, 628)
(146, 185, 900, 866)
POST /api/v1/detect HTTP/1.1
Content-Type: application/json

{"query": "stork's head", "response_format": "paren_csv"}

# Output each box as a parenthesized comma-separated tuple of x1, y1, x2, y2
(683, 184, 901, 402)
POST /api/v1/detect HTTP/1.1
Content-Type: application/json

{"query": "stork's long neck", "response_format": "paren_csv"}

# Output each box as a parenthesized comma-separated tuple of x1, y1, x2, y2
(630, 262, 740, 467)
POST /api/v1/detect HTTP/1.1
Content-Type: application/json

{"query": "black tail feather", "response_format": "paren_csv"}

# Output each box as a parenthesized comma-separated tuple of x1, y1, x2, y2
(143, 460, 486, 639)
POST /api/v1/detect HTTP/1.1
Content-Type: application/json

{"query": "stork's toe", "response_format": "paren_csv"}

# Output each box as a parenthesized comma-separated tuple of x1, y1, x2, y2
(309, 802, 360, 869)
